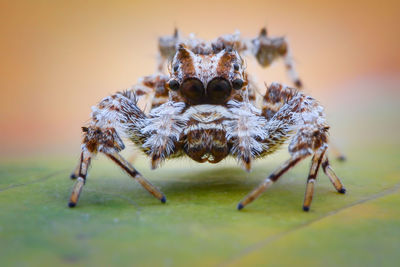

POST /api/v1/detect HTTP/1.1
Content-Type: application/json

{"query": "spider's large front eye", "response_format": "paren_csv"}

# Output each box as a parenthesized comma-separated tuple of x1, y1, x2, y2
(206, 78, 232, 104)
(180, 78, 205, 104)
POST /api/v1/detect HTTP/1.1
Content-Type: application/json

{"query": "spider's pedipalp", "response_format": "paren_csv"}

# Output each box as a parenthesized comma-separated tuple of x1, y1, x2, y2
(141, 101, 187, 169)
(226, 101, 268, 171)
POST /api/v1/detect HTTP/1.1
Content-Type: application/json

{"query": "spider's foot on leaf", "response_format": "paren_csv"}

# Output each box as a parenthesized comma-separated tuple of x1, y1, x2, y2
(68, 202, 76, 208)
(68, 177, 85, 208)
(338, 187, 347, 194)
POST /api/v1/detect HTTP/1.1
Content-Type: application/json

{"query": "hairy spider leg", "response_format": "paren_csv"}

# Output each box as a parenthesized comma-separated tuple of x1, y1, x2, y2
(68, 150, 166, 207)
(69, 149, 91, 207)
(107, 152, 166, 202)
(322, 155, 346, 193)
(328, 141, 347, 161)
(303, 147, 326, 211)
(68, 90, 170, 207)
(283, 48, 302, 88)
(237, 155, 305, 210)
(126, 74, 171, 164)
(70, 154, 82, 179)
(237, 83, 345, 211)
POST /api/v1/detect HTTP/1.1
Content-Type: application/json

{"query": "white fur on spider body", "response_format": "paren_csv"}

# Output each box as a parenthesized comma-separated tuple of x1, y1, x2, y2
(69, 29, 345, 211)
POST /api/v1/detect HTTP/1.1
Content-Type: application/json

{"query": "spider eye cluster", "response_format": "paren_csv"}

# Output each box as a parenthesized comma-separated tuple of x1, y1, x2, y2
(168, 76, 244, 105)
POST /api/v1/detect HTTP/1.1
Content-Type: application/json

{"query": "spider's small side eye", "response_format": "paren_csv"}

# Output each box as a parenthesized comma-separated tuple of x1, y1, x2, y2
(233, 63, 239, 71)
(168, 79, 180, 91)
(232, 79, 244, 90)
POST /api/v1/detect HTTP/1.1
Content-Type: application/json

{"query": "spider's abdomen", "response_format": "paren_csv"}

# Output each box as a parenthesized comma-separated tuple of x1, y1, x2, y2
(182, 105, 232, 163)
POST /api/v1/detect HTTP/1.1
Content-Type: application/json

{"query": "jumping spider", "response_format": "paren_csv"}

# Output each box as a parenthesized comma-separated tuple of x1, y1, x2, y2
(69, 28, 346, 211)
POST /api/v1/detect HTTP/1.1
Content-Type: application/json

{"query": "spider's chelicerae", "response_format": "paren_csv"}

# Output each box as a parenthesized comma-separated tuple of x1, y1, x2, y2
(69, 28, 346, 211)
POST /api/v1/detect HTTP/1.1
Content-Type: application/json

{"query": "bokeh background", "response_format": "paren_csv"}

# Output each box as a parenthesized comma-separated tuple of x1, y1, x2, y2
(1, 0, 399, 157)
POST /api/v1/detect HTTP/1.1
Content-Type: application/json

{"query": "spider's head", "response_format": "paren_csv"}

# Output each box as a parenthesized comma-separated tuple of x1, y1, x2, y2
(167, 44, 247, 105)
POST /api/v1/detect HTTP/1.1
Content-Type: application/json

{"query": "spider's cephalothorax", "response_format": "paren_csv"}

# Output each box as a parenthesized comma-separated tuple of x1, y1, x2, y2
(69, 28, 346, 212)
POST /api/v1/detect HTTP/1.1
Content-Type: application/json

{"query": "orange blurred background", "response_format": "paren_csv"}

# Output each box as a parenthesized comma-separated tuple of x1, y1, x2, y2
(0, 0, 399, 157)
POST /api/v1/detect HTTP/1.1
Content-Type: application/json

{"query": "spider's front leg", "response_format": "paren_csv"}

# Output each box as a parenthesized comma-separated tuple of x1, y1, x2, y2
(237, 83, 345, 211)
(68, 91, 170, 208)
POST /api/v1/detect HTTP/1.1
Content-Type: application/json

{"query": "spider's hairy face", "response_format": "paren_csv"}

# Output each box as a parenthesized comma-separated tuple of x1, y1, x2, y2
(167, 44, 246, 105)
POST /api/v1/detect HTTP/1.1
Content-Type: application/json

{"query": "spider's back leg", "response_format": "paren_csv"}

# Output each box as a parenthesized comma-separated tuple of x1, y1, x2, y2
(131, 74, 171, 113)
(252, 28, 303, 88)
